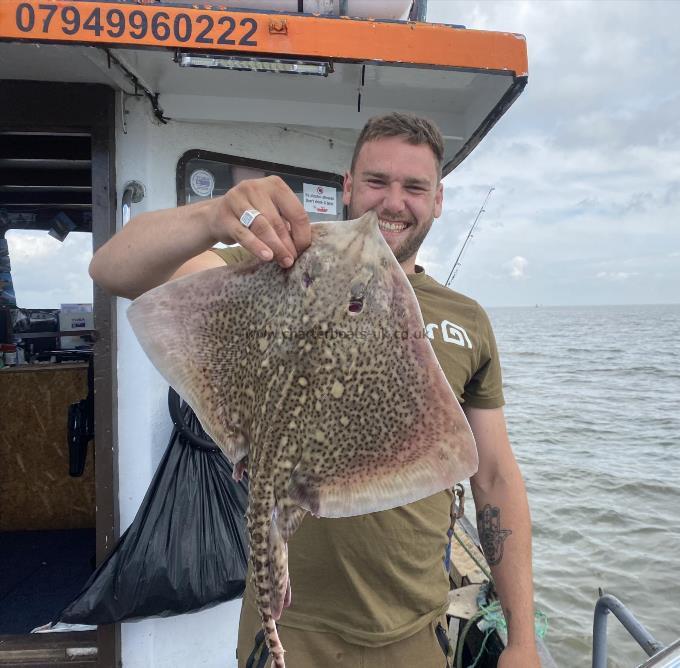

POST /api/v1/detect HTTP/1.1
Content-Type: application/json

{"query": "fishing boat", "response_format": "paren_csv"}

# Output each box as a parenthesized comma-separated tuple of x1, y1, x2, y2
(0, 1, 549, 665)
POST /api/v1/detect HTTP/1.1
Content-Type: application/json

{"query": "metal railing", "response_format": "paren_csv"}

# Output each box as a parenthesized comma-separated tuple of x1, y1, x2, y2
(121, 181, 145, 226)
(592, 593, 678, 668)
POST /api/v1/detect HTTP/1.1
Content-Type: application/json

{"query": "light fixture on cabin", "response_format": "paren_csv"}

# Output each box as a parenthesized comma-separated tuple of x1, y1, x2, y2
(176, 53, 332, 77)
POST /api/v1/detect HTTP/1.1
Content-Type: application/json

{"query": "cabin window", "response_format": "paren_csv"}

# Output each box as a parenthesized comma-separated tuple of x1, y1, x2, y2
(177, 150, 344, 222)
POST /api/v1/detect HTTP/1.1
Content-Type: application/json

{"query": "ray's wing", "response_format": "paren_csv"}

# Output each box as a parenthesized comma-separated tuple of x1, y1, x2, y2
(287, 264, 479, 518)
(127, 259, 268, 463)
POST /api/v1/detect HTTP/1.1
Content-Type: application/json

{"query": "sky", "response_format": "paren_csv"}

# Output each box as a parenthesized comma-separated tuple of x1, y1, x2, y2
(423, 0, 680, 307)
(6, 0, 680, 308)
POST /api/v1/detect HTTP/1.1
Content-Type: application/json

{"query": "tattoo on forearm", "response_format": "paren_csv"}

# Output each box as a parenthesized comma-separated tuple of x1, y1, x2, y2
(477, 504, 512, 566)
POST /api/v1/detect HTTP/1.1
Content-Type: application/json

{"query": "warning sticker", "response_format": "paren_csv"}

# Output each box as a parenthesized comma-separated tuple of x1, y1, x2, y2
(303, 184, 337, 215)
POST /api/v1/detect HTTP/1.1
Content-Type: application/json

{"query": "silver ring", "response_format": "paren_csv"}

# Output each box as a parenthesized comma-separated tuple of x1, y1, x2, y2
(239, 208, 262, 228)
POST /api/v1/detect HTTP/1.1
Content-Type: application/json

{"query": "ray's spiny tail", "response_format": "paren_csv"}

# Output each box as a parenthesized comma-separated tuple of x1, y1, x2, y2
(246, 485, 286, 667)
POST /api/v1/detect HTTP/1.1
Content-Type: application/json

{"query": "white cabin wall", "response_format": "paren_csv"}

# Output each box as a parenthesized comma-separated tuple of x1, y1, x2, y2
(114, 93, 348, 667)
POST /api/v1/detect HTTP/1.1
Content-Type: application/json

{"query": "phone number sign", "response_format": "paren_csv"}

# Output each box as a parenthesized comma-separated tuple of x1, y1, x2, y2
(2, 1, 264, 51)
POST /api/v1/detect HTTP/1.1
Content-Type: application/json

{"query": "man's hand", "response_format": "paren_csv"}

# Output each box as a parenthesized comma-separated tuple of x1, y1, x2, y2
(498, 643, 541, 667)
(90, 175, 312, 299)
(209, 175, 311, 269)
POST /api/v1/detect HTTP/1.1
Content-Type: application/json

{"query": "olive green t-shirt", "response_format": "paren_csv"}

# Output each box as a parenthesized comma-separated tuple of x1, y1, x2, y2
(211, 245, 505, 646)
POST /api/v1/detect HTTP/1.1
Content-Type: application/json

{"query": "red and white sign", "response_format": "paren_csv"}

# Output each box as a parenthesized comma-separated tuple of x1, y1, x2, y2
(303, 183, 337, 215)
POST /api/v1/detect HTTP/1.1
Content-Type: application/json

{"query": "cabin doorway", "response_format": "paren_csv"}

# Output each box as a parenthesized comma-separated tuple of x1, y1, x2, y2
(0, 81, 118, 667)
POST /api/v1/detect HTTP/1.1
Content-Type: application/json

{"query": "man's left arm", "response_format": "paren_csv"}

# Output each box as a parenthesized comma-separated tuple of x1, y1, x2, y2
(464, 405, 540, 667)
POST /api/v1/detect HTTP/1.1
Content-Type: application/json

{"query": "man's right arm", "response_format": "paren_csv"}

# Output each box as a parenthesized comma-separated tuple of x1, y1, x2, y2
(89, 176, 311, 300)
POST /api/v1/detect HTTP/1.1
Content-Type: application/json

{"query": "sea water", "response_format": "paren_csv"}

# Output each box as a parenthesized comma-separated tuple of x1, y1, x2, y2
(485, 304, 680, 667)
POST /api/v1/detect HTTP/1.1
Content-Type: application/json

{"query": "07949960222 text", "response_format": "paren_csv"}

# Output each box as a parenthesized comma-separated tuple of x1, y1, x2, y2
(13, 2, 259, 47)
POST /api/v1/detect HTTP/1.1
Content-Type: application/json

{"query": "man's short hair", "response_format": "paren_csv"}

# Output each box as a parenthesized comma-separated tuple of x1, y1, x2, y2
(350, 113, 444, 177)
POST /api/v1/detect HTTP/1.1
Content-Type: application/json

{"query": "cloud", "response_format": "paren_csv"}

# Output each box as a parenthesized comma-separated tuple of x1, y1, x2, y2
(596, 271, 639, 282)
(423, 0, 680, 306)
(7, 233, 62, 264)
(6, 230, 93, 309)
(506, 256, 529, 279)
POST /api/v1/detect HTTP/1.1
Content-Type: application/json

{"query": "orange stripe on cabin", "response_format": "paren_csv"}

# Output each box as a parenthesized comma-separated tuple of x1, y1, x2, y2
(0, 1, 528, 76)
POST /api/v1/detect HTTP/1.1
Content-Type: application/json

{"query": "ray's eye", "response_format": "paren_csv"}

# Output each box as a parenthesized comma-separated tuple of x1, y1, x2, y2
(348, 298, 364, 314)
(302, 272, 313, 288)
(349, 279, 367, 314)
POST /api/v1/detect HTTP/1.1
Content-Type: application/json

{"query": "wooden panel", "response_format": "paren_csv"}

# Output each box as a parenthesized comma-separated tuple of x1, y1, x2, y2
(447, 583, 485, 620)
(88, 86, 120, 668)
(450, 524, 489, 588)
(0, 365, 95, 531)
(0, 632, 96, 666)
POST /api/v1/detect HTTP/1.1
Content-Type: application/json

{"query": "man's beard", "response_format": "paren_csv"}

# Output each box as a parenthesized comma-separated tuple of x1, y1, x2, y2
(390, 218, 433, 263)
(349, 201, 433, 264)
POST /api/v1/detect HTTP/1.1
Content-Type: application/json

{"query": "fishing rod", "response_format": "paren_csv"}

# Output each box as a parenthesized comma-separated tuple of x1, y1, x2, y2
(445, 186, 494, 287)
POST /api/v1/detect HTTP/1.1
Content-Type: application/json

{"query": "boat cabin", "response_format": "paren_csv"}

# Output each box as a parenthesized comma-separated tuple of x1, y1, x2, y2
(0, 1, 528, 665)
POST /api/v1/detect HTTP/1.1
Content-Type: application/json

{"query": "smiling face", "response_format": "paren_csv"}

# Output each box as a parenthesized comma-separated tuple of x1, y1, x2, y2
(342, 136, 443, 274)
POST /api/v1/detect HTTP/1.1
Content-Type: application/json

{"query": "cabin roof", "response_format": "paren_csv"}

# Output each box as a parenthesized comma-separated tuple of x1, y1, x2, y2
(0, 1, 528, 233)
(0, 2, 527, 76)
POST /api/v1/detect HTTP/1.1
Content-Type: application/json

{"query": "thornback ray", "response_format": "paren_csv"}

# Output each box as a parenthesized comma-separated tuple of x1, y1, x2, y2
(127, 211, 478, 668)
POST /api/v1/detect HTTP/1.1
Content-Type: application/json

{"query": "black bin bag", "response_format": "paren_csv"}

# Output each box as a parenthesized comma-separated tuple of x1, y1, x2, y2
(55, 388, 249, 625)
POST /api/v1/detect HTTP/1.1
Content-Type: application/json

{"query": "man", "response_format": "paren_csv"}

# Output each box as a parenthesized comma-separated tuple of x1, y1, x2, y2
(90, 113, 539, 667)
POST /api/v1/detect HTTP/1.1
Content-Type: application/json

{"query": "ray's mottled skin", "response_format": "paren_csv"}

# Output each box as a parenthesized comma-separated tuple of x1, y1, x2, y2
(127, 212, 478, 667)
